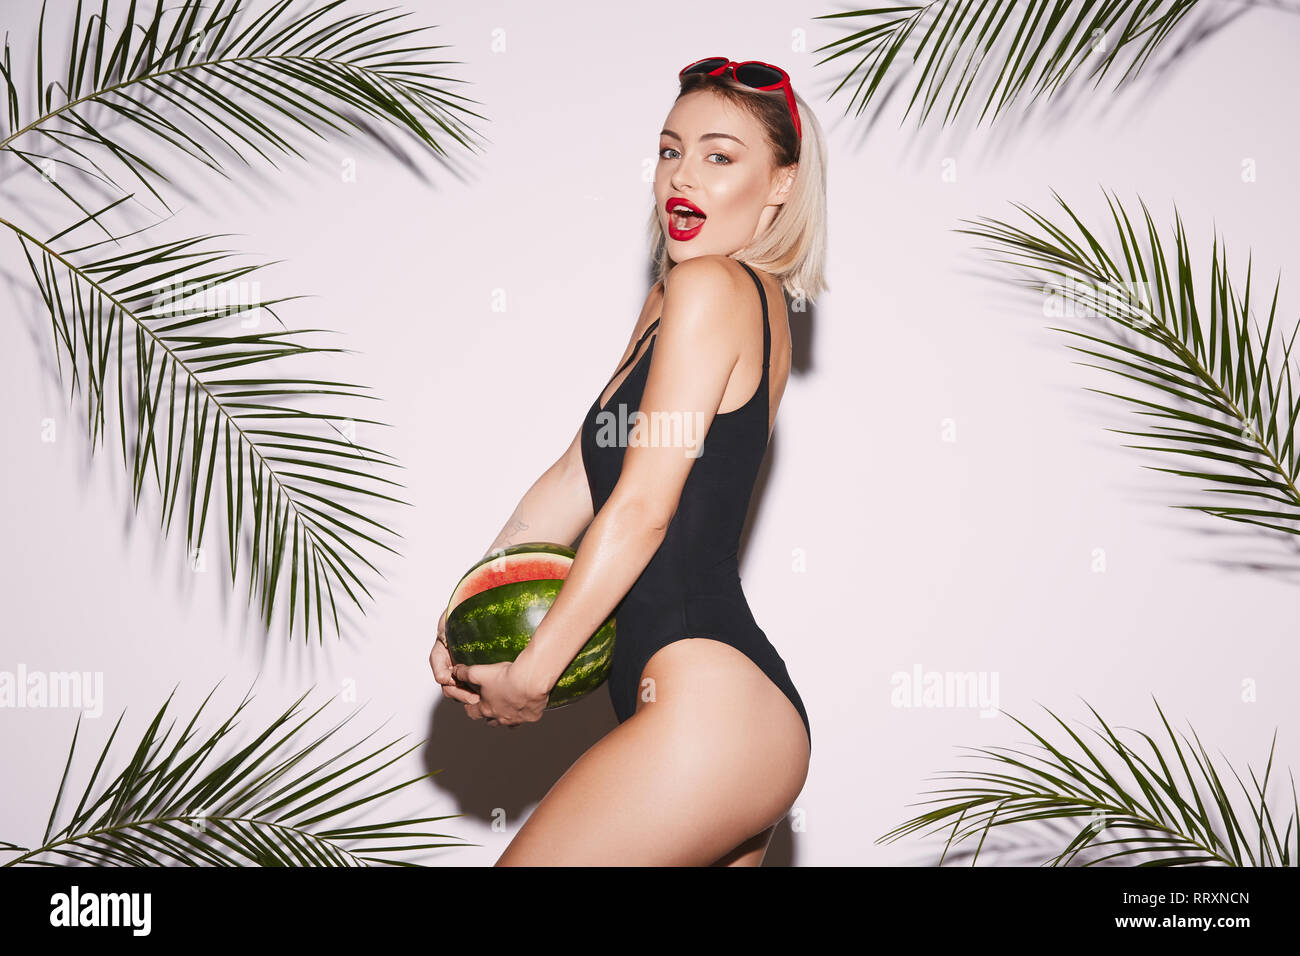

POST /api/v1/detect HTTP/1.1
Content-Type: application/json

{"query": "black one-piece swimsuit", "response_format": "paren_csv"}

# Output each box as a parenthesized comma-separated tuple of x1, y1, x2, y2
(579, 260, 812, 747)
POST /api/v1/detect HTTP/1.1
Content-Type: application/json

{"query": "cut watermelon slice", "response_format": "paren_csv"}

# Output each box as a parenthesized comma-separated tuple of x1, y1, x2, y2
(443, 542, 616, 709)
(445, 542, 575, 615)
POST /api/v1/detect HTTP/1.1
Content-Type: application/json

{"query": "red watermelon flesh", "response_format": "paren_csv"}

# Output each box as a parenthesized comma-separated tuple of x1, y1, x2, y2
(445, 543, 575, 614)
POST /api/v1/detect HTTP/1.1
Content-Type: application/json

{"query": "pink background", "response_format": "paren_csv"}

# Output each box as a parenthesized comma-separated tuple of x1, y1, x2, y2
(1, 0, 1297, 865)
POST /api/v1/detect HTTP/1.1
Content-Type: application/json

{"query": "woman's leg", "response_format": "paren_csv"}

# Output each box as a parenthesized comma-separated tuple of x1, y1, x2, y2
(494, 638, 810, 866)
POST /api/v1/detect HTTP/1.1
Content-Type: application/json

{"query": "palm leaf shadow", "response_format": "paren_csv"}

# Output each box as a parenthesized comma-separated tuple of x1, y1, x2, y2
(811, 1, 1267, 163)
(957, 188, 1300, 562)
(0, 0, 493, 641)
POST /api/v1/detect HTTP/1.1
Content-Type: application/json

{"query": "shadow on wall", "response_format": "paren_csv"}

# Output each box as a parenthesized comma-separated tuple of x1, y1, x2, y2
(823, 1, 1252, 168)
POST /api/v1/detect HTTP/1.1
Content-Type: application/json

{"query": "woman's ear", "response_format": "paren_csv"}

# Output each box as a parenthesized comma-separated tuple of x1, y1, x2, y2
(770, 164, 797, 204)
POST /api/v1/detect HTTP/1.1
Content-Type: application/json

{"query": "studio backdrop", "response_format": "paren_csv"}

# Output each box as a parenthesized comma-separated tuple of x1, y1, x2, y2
(1, 0, 1297, 867)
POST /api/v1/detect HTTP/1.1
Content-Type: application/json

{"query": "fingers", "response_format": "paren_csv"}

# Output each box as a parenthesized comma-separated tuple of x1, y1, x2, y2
(452, 666, 527, 729)
(441, 683, 480, 705)
(463, 700, 523, 728)
(429, 650, 449, 684)
(434, 609, 491, 714)
(465, 699, 501, 726)
(431, 607, 453, 684)
(432, 646, 481, 703)
(429, 641, 452, 682)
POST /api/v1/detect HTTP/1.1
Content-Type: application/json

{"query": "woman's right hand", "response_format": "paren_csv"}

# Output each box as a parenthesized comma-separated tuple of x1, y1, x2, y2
(430, 606, 480, 705)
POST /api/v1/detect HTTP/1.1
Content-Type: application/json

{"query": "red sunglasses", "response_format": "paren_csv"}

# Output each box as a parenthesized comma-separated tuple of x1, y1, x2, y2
(678, 57, 802, 140)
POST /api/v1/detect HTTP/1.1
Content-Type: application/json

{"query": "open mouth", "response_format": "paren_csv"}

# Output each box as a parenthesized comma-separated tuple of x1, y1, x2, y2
(670, 208, 706, 229)
(667, 198, 707, 236)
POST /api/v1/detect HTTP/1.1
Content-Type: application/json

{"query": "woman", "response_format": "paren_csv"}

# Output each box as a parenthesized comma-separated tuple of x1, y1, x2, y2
(430, 57, 828, 865)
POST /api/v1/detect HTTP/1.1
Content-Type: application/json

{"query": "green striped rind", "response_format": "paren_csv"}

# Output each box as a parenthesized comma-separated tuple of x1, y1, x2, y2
(549, 617, 616, 708)
(445, 577, 616, 709)
(447, 579, 560, 658)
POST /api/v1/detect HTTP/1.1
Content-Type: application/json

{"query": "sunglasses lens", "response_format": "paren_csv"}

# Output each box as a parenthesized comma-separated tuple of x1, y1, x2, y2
(680, 57, 729, 77)
(734, 63, 783, 88)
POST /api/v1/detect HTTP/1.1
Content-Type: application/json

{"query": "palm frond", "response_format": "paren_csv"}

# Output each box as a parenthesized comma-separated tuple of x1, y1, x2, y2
(877, 697, 1298, 866)
(0, 0, 488, 225)
(3, 201, 408, 641)
(812, 1, 1208, 129)
(1, 681, 470, 866)
(957, 188, 1300, 537)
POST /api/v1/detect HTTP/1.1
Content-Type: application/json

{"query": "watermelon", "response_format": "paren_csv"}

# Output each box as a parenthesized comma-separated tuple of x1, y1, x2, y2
(443, 542, 616, 708)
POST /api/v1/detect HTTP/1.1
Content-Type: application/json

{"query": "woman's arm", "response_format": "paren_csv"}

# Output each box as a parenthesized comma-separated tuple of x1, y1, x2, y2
(477, 425, 594, 559)
(510, 256, 743, 698)
(436, 282, 667, 708)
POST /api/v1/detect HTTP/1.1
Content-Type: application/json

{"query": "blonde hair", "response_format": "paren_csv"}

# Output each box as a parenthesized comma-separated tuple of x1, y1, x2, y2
(647, 70, 829, 305)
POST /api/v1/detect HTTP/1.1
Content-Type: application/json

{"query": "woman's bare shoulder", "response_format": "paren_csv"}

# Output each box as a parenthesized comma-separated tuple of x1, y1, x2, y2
(661, 255, 764, 311)
(659, 256, 758, 330)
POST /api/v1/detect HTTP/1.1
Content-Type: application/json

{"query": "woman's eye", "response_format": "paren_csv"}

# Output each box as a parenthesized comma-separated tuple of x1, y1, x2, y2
(658, 147, 731, 165)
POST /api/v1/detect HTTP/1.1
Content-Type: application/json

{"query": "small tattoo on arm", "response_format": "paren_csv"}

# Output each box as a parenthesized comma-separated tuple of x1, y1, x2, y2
(499, 517, 529, 547)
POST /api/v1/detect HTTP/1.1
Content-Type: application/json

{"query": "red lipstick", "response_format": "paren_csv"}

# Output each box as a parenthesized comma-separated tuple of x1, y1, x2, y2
(666, 197, 707, 241)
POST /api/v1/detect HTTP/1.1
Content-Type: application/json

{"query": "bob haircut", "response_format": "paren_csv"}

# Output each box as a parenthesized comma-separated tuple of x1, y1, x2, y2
(647, 69, 829, 305)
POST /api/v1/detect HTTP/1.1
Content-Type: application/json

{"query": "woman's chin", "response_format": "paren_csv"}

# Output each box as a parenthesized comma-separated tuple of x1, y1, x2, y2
(666, 245, 711, 262)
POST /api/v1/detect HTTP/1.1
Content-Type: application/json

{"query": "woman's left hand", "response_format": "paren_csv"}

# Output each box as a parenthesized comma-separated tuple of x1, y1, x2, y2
(452, 660, 549, 728)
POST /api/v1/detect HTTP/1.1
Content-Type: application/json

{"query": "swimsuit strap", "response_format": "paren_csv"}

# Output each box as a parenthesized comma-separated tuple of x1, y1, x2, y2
(603, 316, 662, 390)
(604, 263, 767, 396)
(735, 261, 771, 381)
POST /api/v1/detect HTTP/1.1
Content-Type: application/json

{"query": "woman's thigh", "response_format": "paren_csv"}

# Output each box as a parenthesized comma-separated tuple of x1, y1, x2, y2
(495, 638, 809, 866)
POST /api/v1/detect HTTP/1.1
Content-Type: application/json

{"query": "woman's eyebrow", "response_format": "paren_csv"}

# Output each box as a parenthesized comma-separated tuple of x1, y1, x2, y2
(660, 128, 747, 147)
